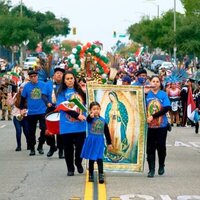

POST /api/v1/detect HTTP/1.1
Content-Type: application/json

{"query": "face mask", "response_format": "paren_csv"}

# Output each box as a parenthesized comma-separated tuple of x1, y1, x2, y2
(138, 77, 146, 84)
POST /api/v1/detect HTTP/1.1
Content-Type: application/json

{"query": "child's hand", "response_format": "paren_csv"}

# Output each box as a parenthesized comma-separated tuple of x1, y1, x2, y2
(89, 111, 94, 118)
(107, 144, 113, 151)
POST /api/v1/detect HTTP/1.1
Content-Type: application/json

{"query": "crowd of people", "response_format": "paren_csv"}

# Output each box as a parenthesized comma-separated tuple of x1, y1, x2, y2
(0, 53, 199, 182)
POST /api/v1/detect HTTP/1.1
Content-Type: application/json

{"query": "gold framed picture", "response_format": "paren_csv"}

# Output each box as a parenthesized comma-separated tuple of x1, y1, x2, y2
(87, 84, 147, 172)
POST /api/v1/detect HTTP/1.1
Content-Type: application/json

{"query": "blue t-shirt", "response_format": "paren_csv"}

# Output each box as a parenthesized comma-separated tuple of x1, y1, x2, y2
(146, 90, 170, 128)
(21, 81, 46, 115)
(43, 80, 60, 103)
(56, 88, 86, 134)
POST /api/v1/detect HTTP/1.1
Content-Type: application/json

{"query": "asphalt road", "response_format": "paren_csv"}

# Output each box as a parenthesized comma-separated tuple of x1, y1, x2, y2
(0, 120, 200, 200)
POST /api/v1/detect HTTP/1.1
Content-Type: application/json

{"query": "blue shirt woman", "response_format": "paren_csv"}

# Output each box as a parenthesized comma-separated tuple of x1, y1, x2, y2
(56, 71, 86, 176)
(145, 75, 171, 178)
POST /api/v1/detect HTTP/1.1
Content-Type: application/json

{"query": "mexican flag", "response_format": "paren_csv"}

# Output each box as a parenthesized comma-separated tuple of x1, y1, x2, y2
(55, 99, 87, 112)
(10, 72, 20, 84)
(187, 87, 199, 123)
(135, 46, 144, 57)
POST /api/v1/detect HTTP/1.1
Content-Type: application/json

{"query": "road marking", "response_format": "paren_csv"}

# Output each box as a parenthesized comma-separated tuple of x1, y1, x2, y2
(84, 170, 94, 199)
(0, 125, 6, 128)
(98, 174, 107, 200)
(84, 170, 107, 200)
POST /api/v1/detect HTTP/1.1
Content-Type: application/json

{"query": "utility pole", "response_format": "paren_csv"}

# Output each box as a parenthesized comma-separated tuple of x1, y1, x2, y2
(157, 4, 159, 18)
(145, 0, 159, 18)
(20, 0, 23, 66)
(20, 0, 22, 16)
(173, 0, 177, 66)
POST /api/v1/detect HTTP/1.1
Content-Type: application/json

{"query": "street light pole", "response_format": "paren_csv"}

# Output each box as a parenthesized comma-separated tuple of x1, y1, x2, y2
(157, 4, 159, 18)
(145, 0, 159, 18)
(20, 0, 23, 66)
(173, 0, 177, 66)
(20, 0, 22, 17)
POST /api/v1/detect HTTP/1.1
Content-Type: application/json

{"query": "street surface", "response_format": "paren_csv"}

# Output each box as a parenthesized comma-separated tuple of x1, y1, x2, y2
(0, 120, 200, 200)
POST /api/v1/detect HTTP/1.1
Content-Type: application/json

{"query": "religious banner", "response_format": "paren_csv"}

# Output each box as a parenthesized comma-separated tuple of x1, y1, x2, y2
(87, 84, 147, 172)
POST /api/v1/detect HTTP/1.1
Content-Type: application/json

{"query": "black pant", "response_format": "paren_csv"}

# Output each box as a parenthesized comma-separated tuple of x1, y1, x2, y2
(146, 127, 168, 167)
(61, 132, 86, 172)
(27, 114, 46, 149)
(46, 134, 63, 149)
(89, 159, 103, 174)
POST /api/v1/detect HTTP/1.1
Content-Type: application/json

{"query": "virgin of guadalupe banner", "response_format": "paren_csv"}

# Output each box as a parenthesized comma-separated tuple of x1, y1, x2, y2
(87, 84, 147, 172)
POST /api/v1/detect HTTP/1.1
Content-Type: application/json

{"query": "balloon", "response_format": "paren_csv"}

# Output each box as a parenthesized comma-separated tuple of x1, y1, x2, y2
(69, 54, 75, 59)
(70, 58, 76, 64)
(76, 68, 80, 73)
(91, 44, 96, 49)
(75, 54, 80, 60)
(73, 64, 79, 69)
(76, 45, 82, 51)
(79, 53, 84, 58)
(82, 46, 88, 52)
(102, 73, 107, 79)
(96, 68, 100, 72)
(76, 60, 81, 66)
(68, 63, 73, 67)
(100, 50, 106, 56)
(72, 48, 77, 54)
(86, 42, 92, 48)
(102, 78, 107, 84)
(94, 47, 100, 53)
(104, 68, 110, 74)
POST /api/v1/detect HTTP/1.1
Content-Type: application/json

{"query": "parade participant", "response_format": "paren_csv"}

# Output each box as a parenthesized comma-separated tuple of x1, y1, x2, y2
(78, 77, 87, 93)
(42, 66, 65, 158)
(167, 82, 181, 127)
(7, 82, 29, 151)
(20, 70, 47, 156)
(132, 69, 148, 86)
(194, 81, 200, 134)
(0, 78, 17, 120)
(122, 75, 132, 85)
(146, 75, 171, 178)
(81, 101, 112, 183)
(180, 79, 195, 127)
(56, 71, 86, 176)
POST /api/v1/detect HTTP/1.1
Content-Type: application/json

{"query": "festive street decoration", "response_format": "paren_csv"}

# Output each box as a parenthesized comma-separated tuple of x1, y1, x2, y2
(67, 42, 110, 82)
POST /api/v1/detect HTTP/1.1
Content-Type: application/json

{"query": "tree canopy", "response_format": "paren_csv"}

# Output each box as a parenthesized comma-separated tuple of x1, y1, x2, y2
(0, 0, 70, 52)
(127, 0, 200, 58)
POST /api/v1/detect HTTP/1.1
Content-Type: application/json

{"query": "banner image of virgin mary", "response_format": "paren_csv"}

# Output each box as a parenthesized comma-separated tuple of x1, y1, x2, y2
(105, 91, 129, 159)
(87, 84, 146, 172)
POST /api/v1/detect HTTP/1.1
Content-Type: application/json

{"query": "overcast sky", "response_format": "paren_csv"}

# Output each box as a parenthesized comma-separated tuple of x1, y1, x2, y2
(11, 0, 185, 51)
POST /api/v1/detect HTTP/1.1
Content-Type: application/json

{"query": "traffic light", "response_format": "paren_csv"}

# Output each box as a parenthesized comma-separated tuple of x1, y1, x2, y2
(72, 27, 76, 35)
(113, 31, 116, 38)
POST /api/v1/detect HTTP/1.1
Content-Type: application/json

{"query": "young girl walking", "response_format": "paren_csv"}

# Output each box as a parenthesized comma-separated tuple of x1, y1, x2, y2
(81, 101, 112, 184)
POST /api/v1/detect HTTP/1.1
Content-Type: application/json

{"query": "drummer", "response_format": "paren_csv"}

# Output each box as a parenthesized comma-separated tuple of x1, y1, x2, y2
(42, 65, 65, 158)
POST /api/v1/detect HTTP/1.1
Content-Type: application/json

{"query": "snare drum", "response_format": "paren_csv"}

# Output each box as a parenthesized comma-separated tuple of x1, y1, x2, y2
(45, 112, 60, 135)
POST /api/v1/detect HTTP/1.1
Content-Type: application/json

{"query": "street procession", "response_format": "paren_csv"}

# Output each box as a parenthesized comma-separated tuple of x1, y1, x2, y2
(0, 0, 200, 200)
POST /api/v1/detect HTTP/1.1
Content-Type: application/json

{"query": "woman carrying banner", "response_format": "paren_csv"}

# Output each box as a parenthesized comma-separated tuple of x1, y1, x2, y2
(56, 71, 86, 176)
(146, 75, 171, 178)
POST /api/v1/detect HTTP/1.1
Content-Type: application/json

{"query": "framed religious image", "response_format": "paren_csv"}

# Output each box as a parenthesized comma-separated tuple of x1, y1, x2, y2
(87, 84, 147, 172)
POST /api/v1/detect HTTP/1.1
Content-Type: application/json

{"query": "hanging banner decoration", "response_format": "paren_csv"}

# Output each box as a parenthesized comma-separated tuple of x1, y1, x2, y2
(67, 42, 110, 83)
(87, 84, 147, 172)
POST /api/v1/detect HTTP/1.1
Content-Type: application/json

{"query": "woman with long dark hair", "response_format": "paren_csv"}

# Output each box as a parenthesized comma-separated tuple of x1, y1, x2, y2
(146, 75, 171, 178)
(56, 71, 86, 176)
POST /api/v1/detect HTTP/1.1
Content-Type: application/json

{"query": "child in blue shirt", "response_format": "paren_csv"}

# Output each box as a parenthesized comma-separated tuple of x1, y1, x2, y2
(81, 101, 113, 184)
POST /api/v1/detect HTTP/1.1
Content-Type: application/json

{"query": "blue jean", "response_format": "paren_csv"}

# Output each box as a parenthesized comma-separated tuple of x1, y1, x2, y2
(13, 116, 29, 148)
